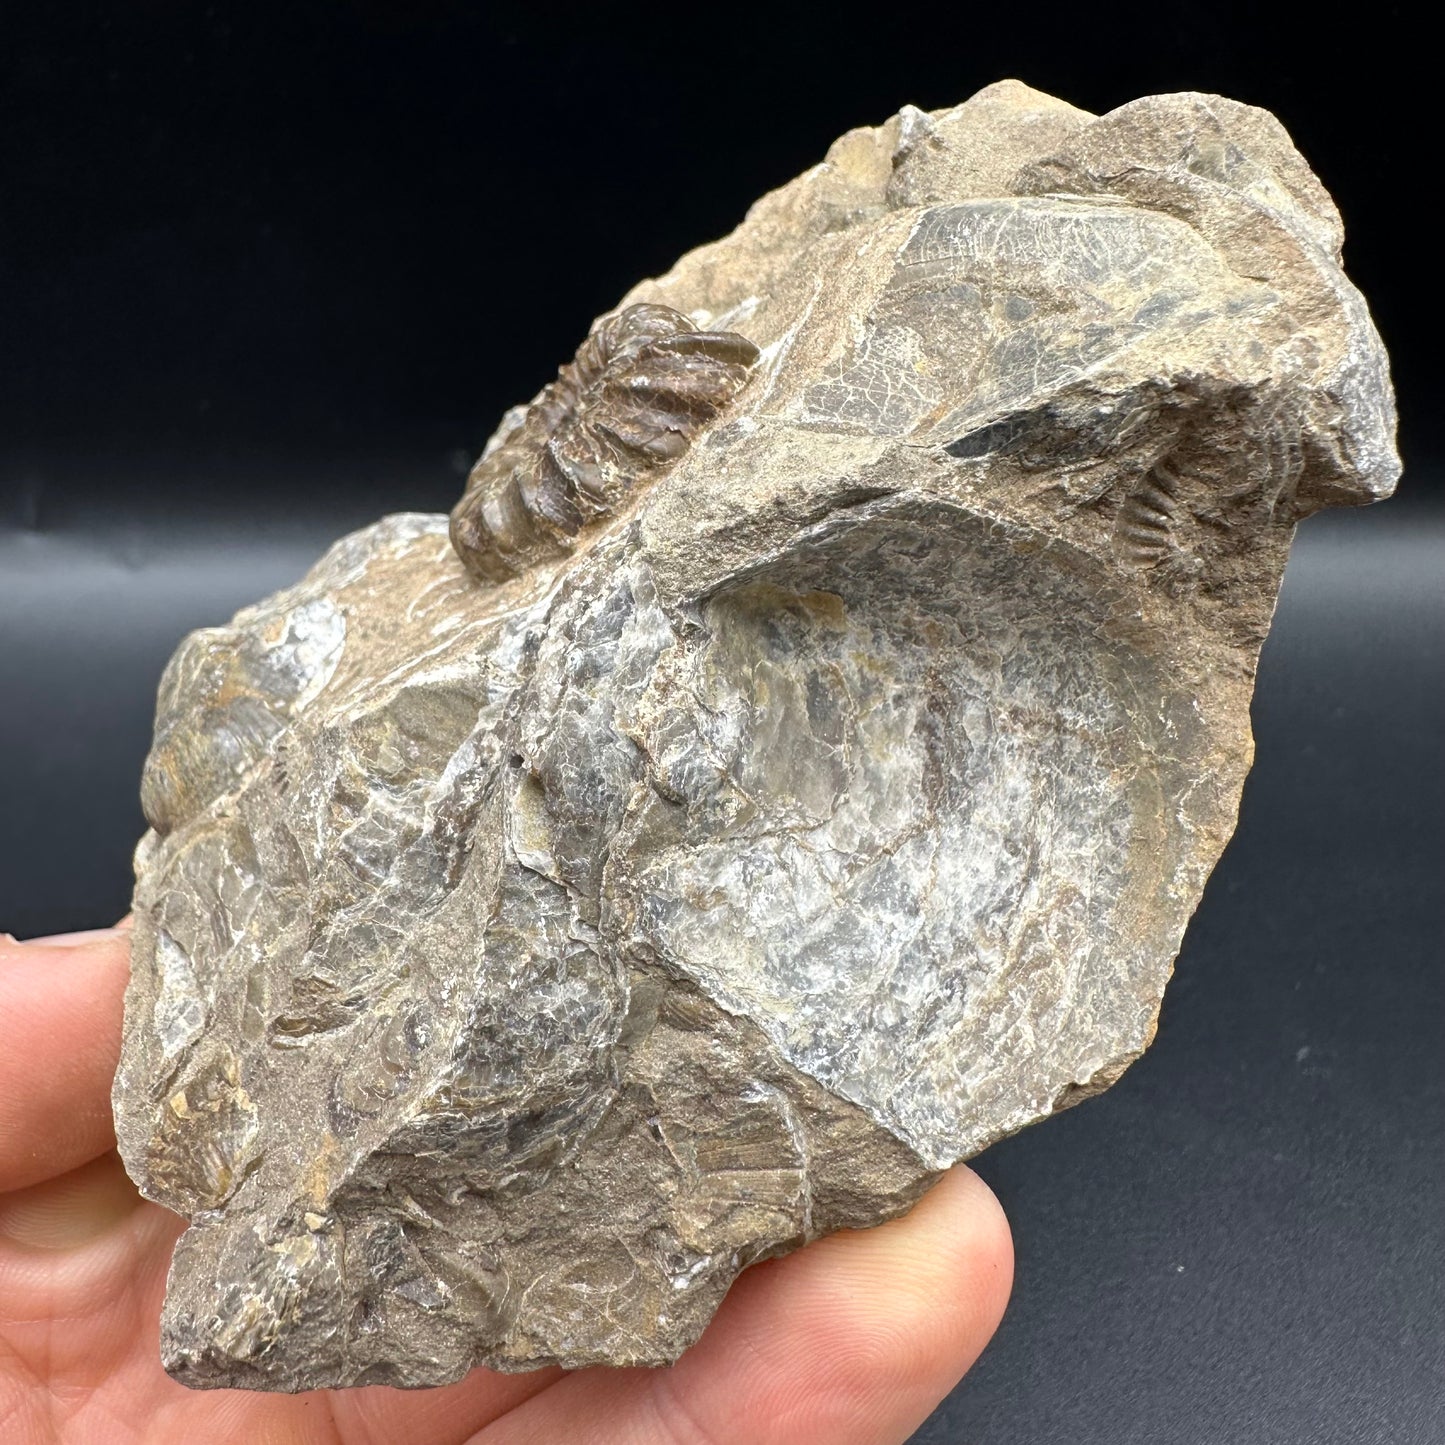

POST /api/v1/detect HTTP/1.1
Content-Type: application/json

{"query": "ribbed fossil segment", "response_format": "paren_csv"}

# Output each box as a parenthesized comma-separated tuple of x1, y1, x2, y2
(449, 302, 758, 583)
(116, 82, 1396, 1391)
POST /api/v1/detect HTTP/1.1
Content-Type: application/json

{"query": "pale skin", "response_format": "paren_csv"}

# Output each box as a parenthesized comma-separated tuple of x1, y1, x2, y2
(0, 924, 1012, 1445)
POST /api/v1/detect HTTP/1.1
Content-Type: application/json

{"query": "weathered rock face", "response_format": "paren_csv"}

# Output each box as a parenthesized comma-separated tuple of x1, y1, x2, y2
(114, 81, 1398, 1391)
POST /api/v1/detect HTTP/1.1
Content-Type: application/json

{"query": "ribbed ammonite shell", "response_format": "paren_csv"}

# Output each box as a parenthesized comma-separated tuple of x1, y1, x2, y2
(450, 302, 759, 584)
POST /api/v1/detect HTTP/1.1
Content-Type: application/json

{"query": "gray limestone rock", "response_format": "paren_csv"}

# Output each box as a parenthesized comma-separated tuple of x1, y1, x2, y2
(113, 81, 1398, 1391)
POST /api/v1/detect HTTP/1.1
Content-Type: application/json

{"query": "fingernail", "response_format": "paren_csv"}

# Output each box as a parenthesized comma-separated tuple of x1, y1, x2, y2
(20, 927, 131, 949)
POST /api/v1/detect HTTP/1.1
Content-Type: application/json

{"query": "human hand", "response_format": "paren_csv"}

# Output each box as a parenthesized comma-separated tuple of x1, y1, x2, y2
(1, 925, 1011, 1444)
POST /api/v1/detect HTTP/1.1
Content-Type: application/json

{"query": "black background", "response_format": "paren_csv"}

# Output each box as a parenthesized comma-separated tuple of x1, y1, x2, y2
(2, 4, 1440, 1442)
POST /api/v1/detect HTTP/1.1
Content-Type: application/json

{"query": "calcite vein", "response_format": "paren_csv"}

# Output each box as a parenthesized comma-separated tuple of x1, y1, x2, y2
(113, 81, 1398, 1390)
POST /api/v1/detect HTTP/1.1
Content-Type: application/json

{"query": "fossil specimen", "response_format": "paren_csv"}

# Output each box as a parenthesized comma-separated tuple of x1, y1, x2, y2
(450, 303, 759, 583)
(114, 82, 1397, 1391)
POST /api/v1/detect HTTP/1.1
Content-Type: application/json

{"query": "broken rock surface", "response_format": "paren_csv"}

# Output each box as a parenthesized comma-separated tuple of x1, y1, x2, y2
(113, 81, 1398, 1390)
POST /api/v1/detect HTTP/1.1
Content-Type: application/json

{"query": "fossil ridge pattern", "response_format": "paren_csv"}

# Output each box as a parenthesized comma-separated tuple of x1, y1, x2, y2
(449, 303, 759, 583)
(114, 82, 1398, 1391)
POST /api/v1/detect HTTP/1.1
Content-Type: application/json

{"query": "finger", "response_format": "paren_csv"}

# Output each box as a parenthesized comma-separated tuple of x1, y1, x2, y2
(16, 923, 130, 948)
(0, 1149, 147, 1253)
(329, 1366, 564, 1445)
(0, 1155, 181, 1387)
(0, 929, 131, 1191)
(478, 1165, 1012, 1445)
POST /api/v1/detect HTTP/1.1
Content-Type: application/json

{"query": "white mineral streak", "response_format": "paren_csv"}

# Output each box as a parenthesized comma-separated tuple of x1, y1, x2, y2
(114, 82, 1398, 1390)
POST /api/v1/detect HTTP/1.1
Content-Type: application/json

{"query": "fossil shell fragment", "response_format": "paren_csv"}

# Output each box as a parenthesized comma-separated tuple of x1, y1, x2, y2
(449, 302, 759, 583)
(114, 82, 1397, 1391)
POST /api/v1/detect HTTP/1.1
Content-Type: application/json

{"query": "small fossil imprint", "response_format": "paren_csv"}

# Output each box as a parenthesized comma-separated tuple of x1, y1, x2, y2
(449, 303, 759, 584)
(147, 1047, 260, 1212)
(1114, 462, 1184, 567)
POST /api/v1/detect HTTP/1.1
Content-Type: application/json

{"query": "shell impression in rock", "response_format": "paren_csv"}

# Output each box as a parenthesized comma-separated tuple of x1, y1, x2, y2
(114, 82, 1399, 1391)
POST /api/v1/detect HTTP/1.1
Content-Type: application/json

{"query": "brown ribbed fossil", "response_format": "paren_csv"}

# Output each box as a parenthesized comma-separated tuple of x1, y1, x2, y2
(449, 303, 759, 584)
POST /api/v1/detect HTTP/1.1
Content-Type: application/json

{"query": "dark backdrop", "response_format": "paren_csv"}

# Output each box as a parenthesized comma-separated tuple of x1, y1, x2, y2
(2, 5, 1440, 1443)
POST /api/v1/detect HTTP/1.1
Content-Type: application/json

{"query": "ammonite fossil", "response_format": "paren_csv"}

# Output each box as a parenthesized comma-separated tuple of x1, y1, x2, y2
(450, 302, 760, 584)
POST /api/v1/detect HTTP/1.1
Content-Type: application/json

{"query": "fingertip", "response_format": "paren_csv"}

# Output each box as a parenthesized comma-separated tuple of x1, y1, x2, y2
(458, 1164, 1013, 1445)
(760, 1165, 1012, 1422)
(650, 1164, 1012, 1445)
(762, 1164, 1012, 1344)
(0, 930, 131, 1191)
(11, 926, 132, 950)
(924, 1166, 1014, 1387)
(914, 1164, 1014, 1334)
